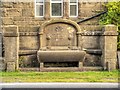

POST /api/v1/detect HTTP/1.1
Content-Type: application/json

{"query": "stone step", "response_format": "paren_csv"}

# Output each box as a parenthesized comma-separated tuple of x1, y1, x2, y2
(19, 67, 103, 72)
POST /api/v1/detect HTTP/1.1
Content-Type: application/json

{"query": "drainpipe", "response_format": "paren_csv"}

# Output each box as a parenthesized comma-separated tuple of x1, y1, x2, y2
(77, 11, 107, 24)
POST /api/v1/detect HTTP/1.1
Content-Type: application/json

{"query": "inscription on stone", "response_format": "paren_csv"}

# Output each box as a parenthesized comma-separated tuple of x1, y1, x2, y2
(44, 23, 76, 47)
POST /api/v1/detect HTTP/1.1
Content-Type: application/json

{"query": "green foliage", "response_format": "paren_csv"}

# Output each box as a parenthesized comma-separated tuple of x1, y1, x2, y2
(19, 56, 25, 68)
(99, 1, 120, 49)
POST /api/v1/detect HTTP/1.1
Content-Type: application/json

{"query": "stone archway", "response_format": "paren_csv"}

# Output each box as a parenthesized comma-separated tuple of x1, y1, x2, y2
(38, 19, 82, 50)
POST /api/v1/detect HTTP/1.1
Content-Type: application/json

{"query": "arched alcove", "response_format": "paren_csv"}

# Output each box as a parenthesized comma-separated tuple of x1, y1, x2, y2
(38, 19, 82, 49)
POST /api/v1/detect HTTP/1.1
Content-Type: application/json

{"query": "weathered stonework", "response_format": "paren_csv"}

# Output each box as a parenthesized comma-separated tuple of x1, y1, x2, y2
(2, 17, 14, 25)
(3, 26, 19, 71)
(1, 1, 118, 71)
(102, 25, 118, 70)
(44, 0, 50, 20)
(6, 62, 15, 72)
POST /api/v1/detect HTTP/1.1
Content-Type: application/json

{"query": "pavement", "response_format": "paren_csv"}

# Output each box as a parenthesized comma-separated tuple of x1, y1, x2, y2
(0, 83, 119, 88)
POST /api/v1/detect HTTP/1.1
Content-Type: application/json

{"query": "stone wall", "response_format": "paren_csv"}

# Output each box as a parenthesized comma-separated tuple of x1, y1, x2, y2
(1, 1, 105, 26)
(3, 26, 19, 71)
(102, 25, 118, 70)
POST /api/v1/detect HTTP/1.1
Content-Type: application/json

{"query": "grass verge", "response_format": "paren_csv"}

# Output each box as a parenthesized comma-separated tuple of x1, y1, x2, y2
(0, 70, 119, 83)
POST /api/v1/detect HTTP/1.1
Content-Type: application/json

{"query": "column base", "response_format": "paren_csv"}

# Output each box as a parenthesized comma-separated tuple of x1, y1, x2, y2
(7, 62, 15, 72)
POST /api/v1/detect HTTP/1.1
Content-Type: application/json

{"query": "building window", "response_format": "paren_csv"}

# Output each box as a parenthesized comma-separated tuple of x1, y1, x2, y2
(35, 0, 79, 17)
(35, 0, 44, 17)
(69, 0, 78, 17)
(51, 0, 63, 17)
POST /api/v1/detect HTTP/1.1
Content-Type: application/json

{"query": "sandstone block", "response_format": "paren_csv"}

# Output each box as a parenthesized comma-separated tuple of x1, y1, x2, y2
(1, 2, 13, 8)
(0, 58, 5, 71)
(14, 21, 40, 26)
(7, 62, 15, 71)
(104, 51, 117, 59)
(3, 26, 18, 33)
(13, 2, 34, 8)
(80, 8, 96, 17)
(80, 2, 104, 10)
(22, 8, 34, 17)
(19, 27, 39, 32)
(5, 8, 22, 17)
(2, 17, 13, 25)
(82, 36, 100, 49)
(1, 8, 6, 17)
(19, 36, 39, 50)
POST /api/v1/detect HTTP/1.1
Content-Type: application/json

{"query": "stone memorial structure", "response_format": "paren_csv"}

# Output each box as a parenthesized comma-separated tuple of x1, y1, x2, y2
(0, 0, 118, 71)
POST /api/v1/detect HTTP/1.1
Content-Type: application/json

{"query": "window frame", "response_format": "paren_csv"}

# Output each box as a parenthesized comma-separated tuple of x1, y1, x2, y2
(50, 0, 63, 17)
(35, 0, 45, 17)
(69, 0, 78, 17)
(35, 0, 79, 18)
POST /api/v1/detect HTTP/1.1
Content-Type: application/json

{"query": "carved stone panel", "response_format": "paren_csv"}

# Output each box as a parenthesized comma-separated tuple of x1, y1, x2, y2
(43, 23, 77, 48)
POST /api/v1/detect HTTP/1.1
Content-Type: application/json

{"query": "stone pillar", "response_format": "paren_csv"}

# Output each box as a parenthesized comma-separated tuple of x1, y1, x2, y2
(39, 32, 43, 49)
(102, 25, 118, 70)
(3, 26, 19, 71)
(78, 0, 81, 18)
(77, 32, 82, 49)
(44, 0, 50, 20)
(40, 62, 44, 68)
(79, 62, 83, 68)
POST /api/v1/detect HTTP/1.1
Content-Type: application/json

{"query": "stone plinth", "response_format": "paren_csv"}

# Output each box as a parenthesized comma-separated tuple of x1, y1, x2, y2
(3, 26, 19, 71)
(0, 58, 5, 71)
(7, 62, 15, 72)
(102, 25, 118, 70)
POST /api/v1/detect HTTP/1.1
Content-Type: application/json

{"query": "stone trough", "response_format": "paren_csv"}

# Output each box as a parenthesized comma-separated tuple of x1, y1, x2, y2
(37, 50, 86, 69)
(37, 20, 86, 70)
(38, 50, 86, 62)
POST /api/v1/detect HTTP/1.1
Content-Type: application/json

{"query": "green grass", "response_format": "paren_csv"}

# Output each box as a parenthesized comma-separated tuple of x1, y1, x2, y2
(0, 70, 119, 83)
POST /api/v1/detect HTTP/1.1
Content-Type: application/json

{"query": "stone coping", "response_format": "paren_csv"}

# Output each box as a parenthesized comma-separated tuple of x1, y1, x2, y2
(85, 49, 102, 55)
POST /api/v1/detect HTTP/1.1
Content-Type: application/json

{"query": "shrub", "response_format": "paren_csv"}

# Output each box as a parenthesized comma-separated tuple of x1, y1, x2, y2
(99, 1, 120, 50)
